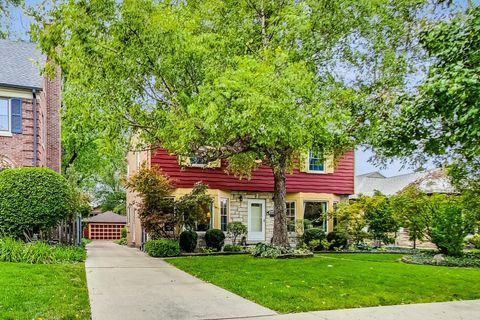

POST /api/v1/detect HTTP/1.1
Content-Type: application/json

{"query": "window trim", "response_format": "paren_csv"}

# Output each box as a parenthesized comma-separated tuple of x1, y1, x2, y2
(307, 150, 326, 173)
(0, 98, 11, 134)
(286, 201, 296, 233)
(220, 197, 229, 232)
(303, 200, 329, 232)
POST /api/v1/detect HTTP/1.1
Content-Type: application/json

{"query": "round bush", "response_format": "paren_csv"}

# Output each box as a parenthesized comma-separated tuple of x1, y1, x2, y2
(179, 230, 198, 252)
(302, 228, 326, 250)
(205, 228, 225, 251)
(0, 168, 75, 239)
(326, 230, 348, 250)
(145, 239, 180, 257)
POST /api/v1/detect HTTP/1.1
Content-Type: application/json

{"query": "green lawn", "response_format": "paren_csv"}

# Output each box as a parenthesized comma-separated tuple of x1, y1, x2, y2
(166, 253, 480, 313)
(0, 262, 90, 320)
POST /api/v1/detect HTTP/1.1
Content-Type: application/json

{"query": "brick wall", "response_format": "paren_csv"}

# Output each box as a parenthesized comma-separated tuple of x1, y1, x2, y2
(0, 71, 61, 172)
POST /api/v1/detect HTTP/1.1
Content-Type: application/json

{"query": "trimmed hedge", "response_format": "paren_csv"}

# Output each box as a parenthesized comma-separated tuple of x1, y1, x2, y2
(179, 230, 198, 252)
(145, 239, 180, 257)
(0, 168, 75, 239)
(223, 244, 242, 252)
(327, 231, 348, 250)
(205, 229, 225, 251)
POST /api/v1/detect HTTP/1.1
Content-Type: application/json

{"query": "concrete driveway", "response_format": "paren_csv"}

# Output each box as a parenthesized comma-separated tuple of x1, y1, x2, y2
(85, 241, 275, 320)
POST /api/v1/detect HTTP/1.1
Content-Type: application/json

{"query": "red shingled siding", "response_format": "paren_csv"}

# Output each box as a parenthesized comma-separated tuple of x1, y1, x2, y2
(151, 148, 354, 195)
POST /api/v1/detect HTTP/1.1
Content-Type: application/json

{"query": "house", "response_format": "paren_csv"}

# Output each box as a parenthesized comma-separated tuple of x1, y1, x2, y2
(0, 40, 61, 172)
(83, 211, 127, 240)
(126, 147, 354, 248)
(354, 169, 455, 197)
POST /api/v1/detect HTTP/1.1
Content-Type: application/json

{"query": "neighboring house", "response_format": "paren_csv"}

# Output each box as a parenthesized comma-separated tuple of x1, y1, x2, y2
(354, 169, 455, 197)
(0, 40, 61, 172)
(83, 211, 127, 240)
(355, 169, 455, 249)
(126, 147, 354, 248)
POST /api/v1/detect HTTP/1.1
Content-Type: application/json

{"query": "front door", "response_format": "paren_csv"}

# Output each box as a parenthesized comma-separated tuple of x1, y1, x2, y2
(248, 199, 266, 241)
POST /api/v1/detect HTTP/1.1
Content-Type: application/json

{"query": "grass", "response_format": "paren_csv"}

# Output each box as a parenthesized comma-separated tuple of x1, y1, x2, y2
(0, 262, 90, 320)
(166, 253, 480, 313)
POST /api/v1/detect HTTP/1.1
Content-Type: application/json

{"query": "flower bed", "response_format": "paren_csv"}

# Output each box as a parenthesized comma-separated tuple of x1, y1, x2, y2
(402, 252, 480, 268)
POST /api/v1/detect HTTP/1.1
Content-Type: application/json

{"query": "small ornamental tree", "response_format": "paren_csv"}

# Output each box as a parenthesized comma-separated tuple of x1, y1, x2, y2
(125, 165, 175, 239)
(227, 221, 247, 245)
(175, 182, 213, 232)
(0, 167, 75, 240)
(335, 200, 369, 245)
(363, 192, 398, 245)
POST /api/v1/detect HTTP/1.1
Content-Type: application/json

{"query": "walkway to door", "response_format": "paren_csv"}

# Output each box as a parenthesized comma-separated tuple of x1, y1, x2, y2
(85, 241, 275, 320)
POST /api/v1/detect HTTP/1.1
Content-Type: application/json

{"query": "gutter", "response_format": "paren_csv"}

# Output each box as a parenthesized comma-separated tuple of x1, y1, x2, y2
(0, 82, 42, 91)
(32, 89, 37, 167)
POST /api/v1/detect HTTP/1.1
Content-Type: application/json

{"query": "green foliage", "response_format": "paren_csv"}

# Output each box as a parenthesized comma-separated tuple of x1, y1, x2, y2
(0, 168, 75, 240)
(227, 221, 247, 245)
(251, 243, 311, 259)
(0, 237, 86, 264)
(114, 238, 128, 245)
(469, 234, 480, 249)
(301, 228, 326, 251)
(374, 6, 480, 189)
(403, 253, 480, 268)
(121, 227, 128, 239)
(326, 231, 348, 251)
(175, 182, 213, 231)
(205, 229, 225, 251)
(223, 244, 242, 252)
(335, 200, 369, 245)
(391, 185, 431, 248)
(363, 193, 398, 245)
(100, 191, 126, 215)
(34, 0, 434, 247)
(179, 230, 198, 253)
(144, 239, 180, 257)
(430, 201, 473, 256)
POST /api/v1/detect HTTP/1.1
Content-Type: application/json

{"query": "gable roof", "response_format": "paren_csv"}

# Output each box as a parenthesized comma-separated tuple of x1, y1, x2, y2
(84, 211, 127, 224)
(0, 40, 45, 90)
(355, 169, 454, 196)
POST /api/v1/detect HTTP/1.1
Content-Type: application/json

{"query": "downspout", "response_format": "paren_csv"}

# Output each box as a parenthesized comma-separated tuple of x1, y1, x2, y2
(32, 89, 38, 167)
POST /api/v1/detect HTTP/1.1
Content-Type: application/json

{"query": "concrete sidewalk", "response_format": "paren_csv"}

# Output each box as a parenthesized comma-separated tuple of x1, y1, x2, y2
(85, 241, 275, 320)
(86, 241, 480, 320)
(235, 299, 480, 320)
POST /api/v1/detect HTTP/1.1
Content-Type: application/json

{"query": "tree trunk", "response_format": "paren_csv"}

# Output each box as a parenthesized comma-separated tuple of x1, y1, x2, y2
(271, 160, 289, 247)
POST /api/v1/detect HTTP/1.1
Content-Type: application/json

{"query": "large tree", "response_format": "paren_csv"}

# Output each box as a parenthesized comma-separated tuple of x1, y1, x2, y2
(34, 0, 436, 246)
(373, 5, 480, 188)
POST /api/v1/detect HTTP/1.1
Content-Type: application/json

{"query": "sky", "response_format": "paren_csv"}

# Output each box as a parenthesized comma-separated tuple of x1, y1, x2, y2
(4, 0, 477, 177)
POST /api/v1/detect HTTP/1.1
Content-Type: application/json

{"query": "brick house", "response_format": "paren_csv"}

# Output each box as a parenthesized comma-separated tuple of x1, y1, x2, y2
(0, 40, 61, 172)
(126, 146, 354, 248)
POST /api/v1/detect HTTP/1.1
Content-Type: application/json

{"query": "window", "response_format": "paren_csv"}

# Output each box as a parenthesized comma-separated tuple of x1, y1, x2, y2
(0, 99, 9, 132)
(286, 201, 296, 232)
(220, 198, 229, 231)
(308, 151, 325, 172)
(303, 201, 328, 232)
(190, 156, 208, 165)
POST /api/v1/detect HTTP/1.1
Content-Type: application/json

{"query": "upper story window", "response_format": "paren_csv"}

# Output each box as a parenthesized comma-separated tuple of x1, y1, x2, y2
(190, 156, 208, 166)
(0, 99, 9, 132)
(308, 151, 325, 172)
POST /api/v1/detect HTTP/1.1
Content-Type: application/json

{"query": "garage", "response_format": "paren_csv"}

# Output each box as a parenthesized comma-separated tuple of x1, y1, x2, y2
(83, 211, 127, 240)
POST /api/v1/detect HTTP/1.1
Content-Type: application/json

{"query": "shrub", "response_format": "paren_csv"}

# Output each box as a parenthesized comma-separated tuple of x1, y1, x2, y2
(179, 230, 198, 252)
(121, 227, 128, 239)
(430, 203, 472, 256)
(302, 228, 326, 250)
(205, 229, 225, 251)
(223, 244, 242, 252)
(326, 230, 348, 250)
(252, 243, 312, 259)
(227, 222, 247, 245)
(0, 237, 85, 264)
(145, 239, 180, 257)
(0, 168, 75, 240)
(469, 234, 480, 249)
(114, 238, 128, 245)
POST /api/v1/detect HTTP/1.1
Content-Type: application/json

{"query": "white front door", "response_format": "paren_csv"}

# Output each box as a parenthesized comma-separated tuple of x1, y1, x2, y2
(247, 199, 266, 241)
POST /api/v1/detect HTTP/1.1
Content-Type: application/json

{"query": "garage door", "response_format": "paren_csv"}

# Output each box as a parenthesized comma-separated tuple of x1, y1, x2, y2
(89, 224, 124, 240)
